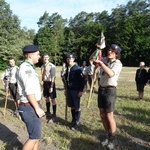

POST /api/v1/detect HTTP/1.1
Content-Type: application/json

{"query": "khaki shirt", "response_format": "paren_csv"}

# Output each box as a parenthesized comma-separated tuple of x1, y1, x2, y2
(5, 66, 19, 83)
(17, 61, 41, 103)
(41, 62, 56, 82)
(100, 58, 122, 87)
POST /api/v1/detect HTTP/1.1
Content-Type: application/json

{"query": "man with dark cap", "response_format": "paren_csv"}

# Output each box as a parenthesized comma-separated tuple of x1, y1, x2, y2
(64, 54, 85, 130)
(93, 44, 122, 150)
(17, 45, 45, 150)
(41, 52, 57, 122)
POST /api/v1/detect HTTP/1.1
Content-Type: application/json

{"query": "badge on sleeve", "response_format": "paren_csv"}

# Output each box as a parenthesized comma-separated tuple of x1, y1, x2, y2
(25, 70, 32, 77)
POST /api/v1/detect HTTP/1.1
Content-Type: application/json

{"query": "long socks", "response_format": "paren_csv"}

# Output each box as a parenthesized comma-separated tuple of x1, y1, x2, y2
(46, 102, 50, 113)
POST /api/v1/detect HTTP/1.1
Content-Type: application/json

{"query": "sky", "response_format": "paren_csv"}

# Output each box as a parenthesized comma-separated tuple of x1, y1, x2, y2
(5, 0, 129, 32)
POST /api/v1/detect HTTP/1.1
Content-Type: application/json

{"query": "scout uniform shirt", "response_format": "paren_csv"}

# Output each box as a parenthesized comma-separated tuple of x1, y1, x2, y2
(65, 64, 85, 92)
(41, 62, 56, 82)
(17, 60, 41, 103)
(5, 66, 19, 83)
(100, 58, 122, 87)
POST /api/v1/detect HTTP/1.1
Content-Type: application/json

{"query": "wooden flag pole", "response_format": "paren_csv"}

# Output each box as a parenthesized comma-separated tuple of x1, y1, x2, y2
(3, 80, 9, 117)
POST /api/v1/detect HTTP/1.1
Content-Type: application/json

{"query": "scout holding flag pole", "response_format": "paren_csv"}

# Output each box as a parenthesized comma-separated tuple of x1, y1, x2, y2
(87, 32, 106, 108)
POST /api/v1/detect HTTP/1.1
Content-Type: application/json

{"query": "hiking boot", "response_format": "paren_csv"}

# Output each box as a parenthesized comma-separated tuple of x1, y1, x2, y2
(50, 114, 56, 123)
(45, 111, 51, 116)
(71, 121, 79, 130)
(107, 136, 117, 150)
(100, 135, 109, 147)
(68, 120, 75, 128)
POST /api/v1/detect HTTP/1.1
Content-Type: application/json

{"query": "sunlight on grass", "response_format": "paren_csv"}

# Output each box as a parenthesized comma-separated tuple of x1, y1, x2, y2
(0, 66, 149, 150)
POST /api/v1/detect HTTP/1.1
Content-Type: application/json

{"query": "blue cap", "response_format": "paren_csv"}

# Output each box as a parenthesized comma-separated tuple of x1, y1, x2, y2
(110, 44, 122, 53)
(22, 45, 39, 53)
(66, 53, 75, 59)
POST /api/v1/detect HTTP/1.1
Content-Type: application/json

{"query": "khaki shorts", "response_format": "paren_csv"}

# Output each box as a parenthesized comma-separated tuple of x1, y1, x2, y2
(98, 86, 116, 112)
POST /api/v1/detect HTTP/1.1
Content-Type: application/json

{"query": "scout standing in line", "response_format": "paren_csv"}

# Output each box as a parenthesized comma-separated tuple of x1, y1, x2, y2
(17, 45, 45, 150)
(81, 61, 88, 92)
(135, 61, 148, 100)
(41, 52, 57, 122)
(93, 44, 122, 150)
(64, 54, 85, 130)
(4, 57, 20, 115)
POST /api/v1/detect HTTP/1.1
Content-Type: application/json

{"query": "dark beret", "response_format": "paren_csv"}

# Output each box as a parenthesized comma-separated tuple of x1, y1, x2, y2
(66, 53, 75, 59)
(22, 45, 39, 53)
(110, 44, 122, 53)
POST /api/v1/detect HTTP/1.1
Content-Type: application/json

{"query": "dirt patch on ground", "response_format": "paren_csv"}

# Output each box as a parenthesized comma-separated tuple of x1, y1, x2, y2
(0, 111, 58, 150)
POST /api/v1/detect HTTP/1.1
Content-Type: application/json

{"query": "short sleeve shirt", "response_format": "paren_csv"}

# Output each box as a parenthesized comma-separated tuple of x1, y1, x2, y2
(5, 66, 19, 83)
(17, 61, 41, 103)
(100, 58, 122, 87)
(41, 62, 56, 81)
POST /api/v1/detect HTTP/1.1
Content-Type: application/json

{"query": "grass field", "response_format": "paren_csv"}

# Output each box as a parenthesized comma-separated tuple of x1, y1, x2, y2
(0, 66, 149, 150)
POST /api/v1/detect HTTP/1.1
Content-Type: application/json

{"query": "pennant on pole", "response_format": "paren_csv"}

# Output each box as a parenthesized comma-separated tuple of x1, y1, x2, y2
(93, 32, 105, 61)
(99, 32, 106, 49)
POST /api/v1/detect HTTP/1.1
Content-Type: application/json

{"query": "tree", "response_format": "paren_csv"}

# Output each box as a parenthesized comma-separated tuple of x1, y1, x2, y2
(36, 12, 67, 65)
(0, 0, 35, 69)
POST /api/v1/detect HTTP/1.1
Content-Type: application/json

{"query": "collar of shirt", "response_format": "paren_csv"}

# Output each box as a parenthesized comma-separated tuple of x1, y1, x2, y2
(24, 59, 35, 70)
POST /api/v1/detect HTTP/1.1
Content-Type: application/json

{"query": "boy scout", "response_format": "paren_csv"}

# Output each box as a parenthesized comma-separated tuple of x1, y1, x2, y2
(64, 54, 85, 130)
(17, 45, 45, 150)
(94, 44, 122, 150)
(41, 52, 57, 122)
(4, 57, 20, 115)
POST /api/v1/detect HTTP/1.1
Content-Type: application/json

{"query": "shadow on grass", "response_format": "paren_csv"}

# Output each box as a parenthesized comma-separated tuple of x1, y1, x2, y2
(55, 130, 102, 150)
(117, 94, 150, 102)
(115, 107, 150, 127)
(94, 129, 150, 150)
(117, 95, 138, 101)
(115, 105, 150, 149)
(0, 122, 23, 150)
(0, 89, 16, 114)
(117, 126, 150, 150)
(54, 116, 102, 136)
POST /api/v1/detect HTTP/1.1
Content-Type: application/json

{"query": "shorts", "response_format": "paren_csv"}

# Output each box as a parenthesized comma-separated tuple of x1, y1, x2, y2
(18, 104, 42, 139)
(9, 83, 20, 100)
(43, 81, 56, 99)
(136, 83, 145, 92)
(98, 87, 116, 112)
(67, 90, 80, 110)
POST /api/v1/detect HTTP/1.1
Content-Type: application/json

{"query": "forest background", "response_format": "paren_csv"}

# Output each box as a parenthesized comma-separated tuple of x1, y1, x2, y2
(0, 0, 150, 69)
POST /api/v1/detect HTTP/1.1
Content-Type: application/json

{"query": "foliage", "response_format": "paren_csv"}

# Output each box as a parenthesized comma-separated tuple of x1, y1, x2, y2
(0, 0, 149, 67)
(36, 12, 67, 65)
(35, 0, 149, 66)
(0, 0, 36, 70)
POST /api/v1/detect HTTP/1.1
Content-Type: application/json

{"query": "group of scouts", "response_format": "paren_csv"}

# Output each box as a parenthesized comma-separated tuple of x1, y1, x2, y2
(2, 43, 125, 150)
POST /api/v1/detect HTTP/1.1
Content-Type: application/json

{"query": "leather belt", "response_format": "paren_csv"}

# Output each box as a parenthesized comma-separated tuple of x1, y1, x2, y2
(19, 101, 40, 106)
(100, 86, 116, 90)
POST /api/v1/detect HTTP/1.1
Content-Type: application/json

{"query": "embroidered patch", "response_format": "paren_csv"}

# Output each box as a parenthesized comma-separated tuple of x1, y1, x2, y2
(25, 70, 32, 77)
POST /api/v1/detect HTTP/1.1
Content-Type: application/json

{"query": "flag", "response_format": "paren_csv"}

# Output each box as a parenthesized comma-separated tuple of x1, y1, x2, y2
(93, 32, 105, 60)
(99, 32, 106, 49)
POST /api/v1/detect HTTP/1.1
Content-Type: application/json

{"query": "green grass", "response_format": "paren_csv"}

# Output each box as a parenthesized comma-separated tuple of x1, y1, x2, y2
(0, 66, 150, 150)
